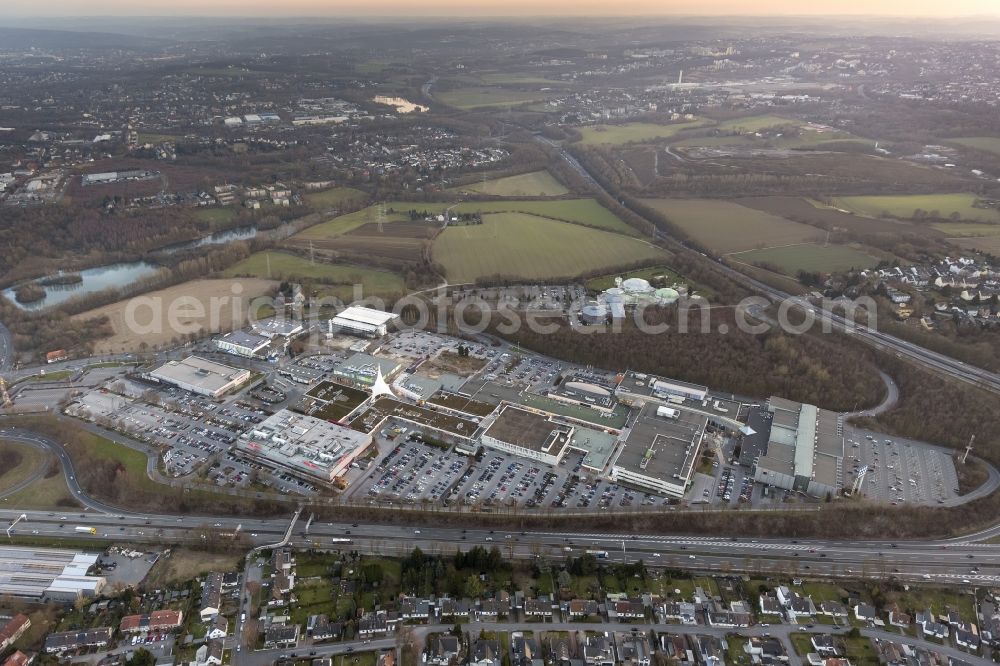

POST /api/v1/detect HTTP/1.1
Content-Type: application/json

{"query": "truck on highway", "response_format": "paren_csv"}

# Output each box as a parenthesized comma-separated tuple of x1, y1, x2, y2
(75, 526, 97, 535)
(330, 538, 353, 544)
(585, 550, 609, 559)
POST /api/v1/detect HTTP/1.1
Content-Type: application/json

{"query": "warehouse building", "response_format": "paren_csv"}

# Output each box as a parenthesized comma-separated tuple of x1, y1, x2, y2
(329, 306, 399, 338)
(480, 405, 573, 466)
(0, 547, 105, 602)
(213, 330, 271, 359)
(148, 356, 251, 398)
(610, 403, 707, 498)
(237, 409, 373, 484)
(751, 397, 844, 498)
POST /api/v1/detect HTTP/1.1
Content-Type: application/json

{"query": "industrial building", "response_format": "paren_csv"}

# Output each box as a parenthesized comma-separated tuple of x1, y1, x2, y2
(616, 371, 709, 403)
(0, 547, 105, 602)
(237, 409, 373, 484)
(329, 306, 399, 338)
(213, 330, 271, 358)
(751, 397, 845, 498)
(546, 374, 618, 413)
(148, 356, 251, 398)
(480, 405, 573, 466)
(610, 403, 707, 498)
(252, 317, 304, 339)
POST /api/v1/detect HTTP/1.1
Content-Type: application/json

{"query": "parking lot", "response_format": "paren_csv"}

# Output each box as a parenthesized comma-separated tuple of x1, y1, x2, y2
(847, 427, 960, 505)
(67, 380, 317, 496)
(346, 436, 675, 511)
(347, 438, 470, 504)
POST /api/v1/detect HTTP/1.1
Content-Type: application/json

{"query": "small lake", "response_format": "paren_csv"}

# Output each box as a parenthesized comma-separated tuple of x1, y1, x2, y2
(160, 226, 258, 254)
(2, 261, 161, 311)
(373, 95, 428, 114)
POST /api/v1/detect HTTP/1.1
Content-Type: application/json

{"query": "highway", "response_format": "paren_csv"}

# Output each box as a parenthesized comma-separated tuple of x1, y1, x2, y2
(536, 134, 1000, 396)
(3, 425, 1000, 586)
(0, 319, 12, 373)
(2, 504, 1000, 587)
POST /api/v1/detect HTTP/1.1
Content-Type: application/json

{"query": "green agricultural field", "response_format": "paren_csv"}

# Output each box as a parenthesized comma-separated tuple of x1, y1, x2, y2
(297, 203, 421, 239)
(833, 194, 1000, 223)
(224, 252, 404, 297)
(731, 243, 880, 274)
(436, 87, 552, 109)
(137, 132, 180, 144)
(431, 212, 667, 283)
(951, 236, 1000, 255)
(451, 170, 569, 197)
(950, 136, 1000, 157)
(193, 207, 237, 226)
(300, 198, 637, 238)
(673, 115, 870, 150)
(303, 186, 368, 210)
(575, 119, 708, 146)
(714, 114, 799, 132)
(640, 198, 821, 254)
(931, 222, 1000, 237)
(452, 199, 638, 235)
(479, 73, 570, 86)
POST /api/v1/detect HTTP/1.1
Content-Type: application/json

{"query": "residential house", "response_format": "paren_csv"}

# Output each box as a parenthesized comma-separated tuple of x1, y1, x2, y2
(437, 598, 471, 621)
(759, 594, 783, 617)
(192, 641, 224, 666)
(568, 599, 601, 619)
(424, 635, 460, 666)
(206, 616, 228, 640)
(660, 601, 698, 625)
(811, 635, 838, 656)
(307, 615, 341, 642)
(583, 634, 615, 666)
(358, 610, 398, 637)
(854, 604, 878, 624)
(477, 595, 510, 621)
(2, 651, 32, 666)
(695, 635, 727, 666)
(615, 632, 652, 666)
(200, 573, 223, 622)
(44, 628, 113, 654)
(264, 624, 300, 648)
(469, 639, 502, 666)
(400, 597, 432, 621)
(0, 615, 31, 651)
(608, 598, 645, 621)
(776, 586, 817, 622)
(955, 625, 980, 651)
(819, 601, 848, 619)
(888, 605, 911, 629)
(745, 636, 789, 664)
(523, 598, 551, 619)
(120, 610, 184, 634)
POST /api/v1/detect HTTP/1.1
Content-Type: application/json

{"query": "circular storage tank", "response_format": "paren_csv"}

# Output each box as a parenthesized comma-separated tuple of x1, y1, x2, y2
(581, 304, 607, 325)
(621, 277, 654, 293)
(655, 287, 680, 304)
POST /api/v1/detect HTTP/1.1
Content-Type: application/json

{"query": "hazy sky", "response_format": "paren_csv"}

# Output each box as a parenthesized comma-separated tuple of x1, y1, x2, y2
(4, 0, 1000, 17)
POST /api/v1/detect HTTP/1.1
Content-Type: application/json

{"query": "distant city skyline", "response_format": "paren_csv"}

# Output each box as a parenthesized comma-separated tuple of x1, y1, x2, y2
(3, 0, 1000, 18)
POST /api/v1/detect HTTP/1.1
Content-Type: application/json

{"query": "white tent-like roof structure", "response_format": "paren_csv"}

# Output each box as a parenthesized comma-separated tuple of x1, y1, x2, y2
(370, 366, 395, 399)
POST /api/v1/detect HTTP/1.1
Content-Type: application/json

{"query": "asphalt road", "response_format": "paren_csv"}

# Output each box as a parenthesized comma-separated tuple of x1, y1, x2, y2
(3, 426, 1000, 589)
